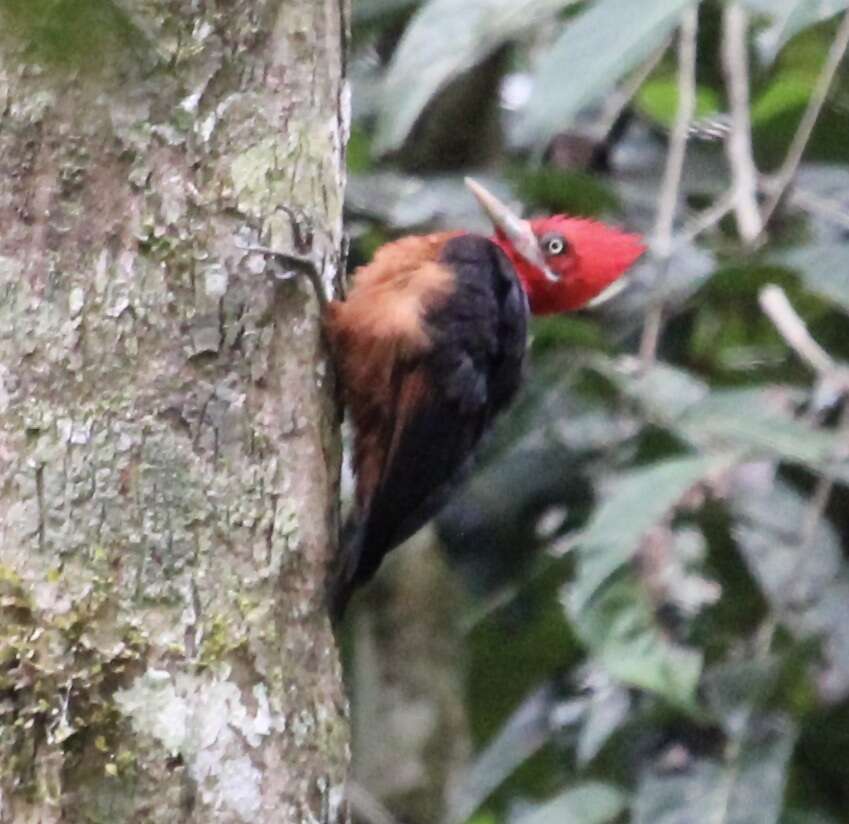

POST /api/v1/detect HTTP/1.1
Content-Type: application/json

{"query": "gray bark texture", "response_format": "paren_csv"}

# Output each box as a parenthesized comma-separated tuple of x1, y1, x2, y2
(0, 1, 350, 822)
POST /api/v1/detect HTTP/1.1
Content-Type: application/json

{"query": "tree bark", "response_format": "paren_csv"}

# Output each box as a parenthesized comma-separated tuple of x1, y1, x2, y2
(0, 1, 349, 822)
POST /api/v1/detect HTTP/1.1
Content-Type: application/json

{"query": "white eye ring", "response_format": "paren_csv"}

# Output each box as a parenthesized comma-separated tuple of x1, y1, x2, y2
(545, 237, 565, 256)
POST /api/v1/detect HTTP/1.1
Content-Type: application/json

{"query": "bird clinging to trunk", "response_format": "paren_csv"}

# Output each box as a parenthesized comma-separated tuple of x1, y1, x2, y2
(325, 179, 645, 620)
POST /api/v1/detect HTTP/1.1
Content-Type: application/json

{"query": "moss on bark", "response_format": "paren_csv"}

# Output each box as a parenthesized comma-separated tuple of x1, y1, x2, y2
(0, 1, 350, 821)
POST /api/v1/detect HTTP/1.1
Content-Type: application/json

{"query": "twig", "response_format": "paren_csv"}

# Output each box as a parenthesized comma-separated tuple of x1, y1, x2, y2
(676, 188, 737, 246)
(640, 7, 699, 369)
(758, 285, 835, 375)
(638, 299, 666, 369)
(652, 7, 699, 257)
(760, 286, 849, 534)
(347, 781, 403, 824)
(760, 10, 849, 229)
(800, 402, 849, 551)
(596, 40, 670, 140)
(721, 2, 763, 245)
(759, 286, 849, 648)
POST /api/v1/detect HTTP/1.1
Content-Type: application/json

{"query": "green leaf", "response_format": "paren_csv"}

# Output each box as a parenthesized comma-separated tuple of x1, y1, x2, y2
(603, 361, 848, 479)
(576, 679, 631, 766)
(512, 167, 620, 218)
(635, 715, 797, 824)
(516, 0, 701, 146)
(637, 78, 721, 129)
(445, 683, 571, 824)
(571, 455, 722, 605)
(741, 0, 849, 62)
(515, 782, 627, 824)
(704, 658, 783, 737)
(771, 243, 849, 315)
(564, 456, 722, 708)
(677, 388, 844, 472)
(733, 478, 849, 699)
(752, 72, 817, 125)
(375, 0, 577, 153)
(592, 358, 709, 420)
(567, 573, 703, 709)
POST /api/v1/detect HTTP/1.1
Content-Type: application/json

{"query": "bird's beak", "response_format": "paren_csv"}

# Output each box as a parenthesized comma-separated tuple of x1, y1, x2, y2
(584, 278, 628, 308)
(465, 177, 558, 283)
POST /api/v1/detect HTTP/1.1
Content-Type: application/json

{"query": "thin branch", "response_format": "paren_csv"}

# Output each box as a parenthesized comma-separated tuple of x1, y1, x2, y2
(676, 179, 849, 248)
(639, 299, 666, 369)
(800, 402, 849, 552)
(761, 10, 849, 228)
(758, 286, 849, 623)
(758, 286, 849, 685)
(676, 188, 737, 246)
(347, 782, 403, 824)
(653, 7, 700, 257)
(759, 285, 836, 375)
(640, 7, 699, 369)
(596, 40, 671, 140)
(721, 2, 763, 245)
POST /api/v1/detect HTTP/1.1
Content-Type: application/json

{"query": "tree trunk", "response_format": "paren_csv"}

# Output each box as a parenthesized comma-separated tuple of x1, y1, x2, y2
(0, 1, 349, 822)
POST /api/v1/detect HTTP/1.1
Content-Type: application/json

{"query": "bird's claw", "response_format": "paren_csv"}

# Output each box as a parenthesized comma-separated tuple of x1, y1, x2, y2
(236, 240, 328, 309)
(236, 242, 320, 276)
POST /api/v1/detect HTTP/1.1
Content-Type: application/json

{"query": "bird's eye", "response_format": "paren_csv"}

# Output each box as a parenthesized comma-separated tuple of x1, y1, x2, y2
(542, 234, 568, 257)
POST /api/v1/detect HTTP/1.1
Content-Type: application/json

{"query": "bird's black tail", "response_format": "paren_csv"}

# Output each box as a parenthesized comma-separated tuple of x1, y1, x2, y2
(328, 470, 471, 624)
(328, 514, 367, 626)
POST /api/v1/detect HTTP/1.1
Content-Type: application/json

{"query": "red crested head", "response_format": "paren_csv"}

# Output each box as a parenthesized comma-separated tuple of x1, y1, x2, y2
(497, 215, 646, 315)
(465, 179, 646, 316)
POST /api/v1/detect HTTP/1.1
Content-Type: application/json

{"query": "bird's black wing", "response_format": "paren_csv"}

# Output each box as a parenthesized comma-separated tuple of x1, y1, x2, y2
(332, 234, 528, 618)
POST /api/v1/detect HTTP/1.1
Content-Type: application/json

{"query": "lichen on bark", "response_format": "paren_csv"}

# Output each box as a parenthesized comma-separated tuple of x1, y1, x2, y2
(0, 1, 350, 821)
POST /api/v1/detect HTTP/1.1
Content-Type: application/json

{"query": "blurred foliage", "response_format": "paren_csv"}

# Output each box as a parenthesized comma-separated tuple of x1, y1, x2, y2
(346, 0, 849, 822)
(515, 0, 698, 147)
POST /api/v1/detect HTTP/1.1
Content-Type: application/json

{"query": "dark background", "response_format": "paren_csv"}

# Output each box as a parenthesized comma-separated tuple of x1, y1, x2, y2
(342, 2, 849, 823)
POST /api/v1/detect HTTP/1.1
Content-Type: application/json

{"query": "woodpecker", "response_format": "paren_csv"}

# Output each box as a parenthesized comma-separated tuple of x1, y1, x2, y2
(323, 179, 645, 620)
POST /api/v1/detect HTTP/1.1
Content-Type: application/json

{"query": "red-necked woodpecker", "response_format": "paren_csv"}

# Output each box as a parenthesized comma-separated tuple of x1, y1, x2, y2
(324, 179, 645, 619)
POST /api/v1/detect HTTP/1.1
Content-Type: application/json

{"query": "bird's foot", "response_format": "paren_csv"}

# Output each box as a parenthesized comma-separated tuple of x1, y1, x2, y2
(237, 241, 329, 310)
